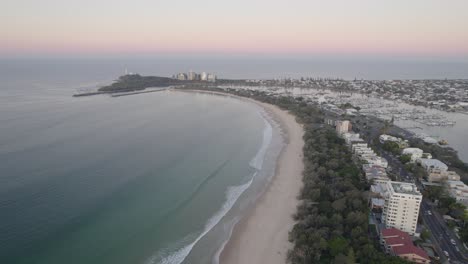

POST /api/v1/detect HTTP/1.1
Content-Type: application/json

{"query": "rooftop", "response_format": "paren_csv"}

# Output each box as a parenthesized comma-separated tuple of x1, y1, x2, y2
(393, 244, 430, 260)
(389, 181, 421, 195)
(419, 158, 448, 171)
(402, 148, 423, 154)
(381, 228, 430, 260)
(381, 228, 409, 238)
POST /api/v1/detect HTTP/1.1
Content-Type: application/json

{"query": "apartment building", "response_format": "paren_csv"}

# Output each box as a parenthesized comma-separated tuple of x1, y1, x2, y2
(381, 181, 422, 235)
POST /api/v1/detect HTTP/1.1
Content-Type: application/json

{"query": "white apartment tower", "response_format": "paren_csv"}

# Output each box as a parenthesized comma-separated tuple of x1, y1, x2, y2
(188, 70, 197, 81)
(381, 181, 422, 236)
(201, 72, 208, 81)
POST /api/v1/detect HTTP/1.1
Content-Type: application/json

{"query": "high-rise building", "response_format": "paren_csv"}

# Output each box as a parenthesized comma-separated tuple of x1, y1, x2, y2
(335, 120, 351, 134)
(176, 73, 187, 80)
(188, 70, 197, 81)
(207, 73, 216, 82)
(201, 72, 208, 81)
(381, 181, 422, 235)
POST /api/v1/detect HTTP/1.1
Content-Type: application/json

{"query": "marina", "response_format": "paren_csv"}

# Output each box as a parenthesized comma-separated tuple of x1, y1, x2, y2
(219, 85, 468, 162)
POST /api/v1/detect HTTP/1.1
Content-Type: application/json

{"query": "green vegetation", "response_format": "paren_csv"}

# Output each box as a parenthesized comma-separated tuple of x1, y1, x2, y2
(399, 154, 412, 164)
(287, 125, 407, 263)
(98, 74, 182, 92)
(381, 141, 401, 155)
(408, 137, 468, 184)
(339, 103, 358, 110)
(461, 223, 468, 243)
(188, 87, 409, 263)
(404, 163, 427, 180)
(423, 184, 468, 243)
(423, 185, 445, 202)
(420, 228, 431, 241)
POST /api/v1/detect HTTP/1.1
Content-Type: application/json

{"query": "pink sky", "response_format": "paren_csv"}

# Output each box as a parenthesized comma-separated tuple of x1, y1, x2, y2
(2, 0, 468, 57)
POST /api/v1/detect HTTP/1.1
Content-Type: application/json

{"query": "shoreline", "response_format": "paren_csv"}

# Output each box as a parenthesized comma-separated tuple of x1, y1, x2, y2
(174, 89, 305, 264)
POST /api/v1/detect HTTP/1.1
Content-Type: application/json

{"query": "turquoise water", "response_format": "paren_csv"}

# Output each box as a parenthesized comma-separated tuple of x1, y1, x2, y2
(0, 76, 280, 264)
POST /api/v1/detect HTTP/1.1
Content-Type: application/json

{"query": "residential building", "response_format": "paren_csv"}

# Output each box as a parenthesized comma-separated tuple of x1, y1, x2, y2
(336, 120, 351, 134)
(446, 180, 468, 206)
(363, 164, 389, 182)
(380, 134, 408, 148)
(351, 142, 368, 153)
(371, 198, 385, 211)
(175, 73, 187, 80)
(379, 134, 399, 144)
(342, 132, 363, 145)
(207, 73, 217, 82)
(381, 181, 422, 235)
(188, 70, 197, 81)
(380, 228, 430, 264)
(427, 169, 460, 182)
(402, 148, 423, 162)
(417, 158, 448, 172)
(353, 145, 374, 156)
(366, 156, 388, 168)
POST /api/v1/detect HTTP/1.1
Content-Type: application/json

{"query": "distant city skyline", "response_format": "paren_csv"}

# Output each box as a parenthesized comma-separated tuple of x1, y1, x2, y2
(2, 0, 468, 58)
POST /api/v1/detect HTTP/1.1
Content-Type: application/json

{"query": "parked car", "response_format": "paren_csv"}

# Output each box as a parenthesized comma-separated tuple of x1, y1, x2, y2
(443, 250, 449, 257)
(450, 238, 456, 245)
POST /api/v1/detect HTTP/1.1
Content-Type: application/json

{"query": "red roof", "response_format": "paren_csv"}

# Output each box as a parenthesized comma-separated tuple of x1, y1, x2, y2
(393, 244, 429, 260)
(381, 228, 410, 238)
(381, 228, 429, 261)
(385, 236, 410, 246)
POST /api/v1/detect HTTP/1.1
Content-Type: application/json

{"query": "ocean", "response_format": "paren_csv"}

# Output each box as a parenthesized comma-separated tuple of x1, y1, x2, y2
(0, 59, 285, 264)
(1, 57, 467, 264)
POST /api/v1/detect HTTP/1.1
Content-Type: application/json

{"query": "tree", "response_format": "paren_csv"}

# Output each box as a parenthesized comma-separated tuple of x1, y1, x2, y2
(328, 237, 349, 257)
(399, 154, 412, 164)
(347, 248, 356, 264)
(382, 141, 401, 155)
(420, 229, 431, 241)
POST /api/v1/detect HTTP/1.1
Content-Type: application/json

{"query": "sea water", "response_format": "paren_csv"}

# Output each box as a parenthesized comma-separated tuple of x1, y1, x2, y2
(0, 62, 284, 264)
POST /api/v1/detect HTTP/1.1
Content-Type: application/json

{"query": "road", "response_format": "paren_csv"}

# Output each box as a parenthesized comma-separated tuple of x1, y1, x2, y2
(349, 113, 468, 263)
(381, 142, 468, 263)
(421, 201, 468, 263)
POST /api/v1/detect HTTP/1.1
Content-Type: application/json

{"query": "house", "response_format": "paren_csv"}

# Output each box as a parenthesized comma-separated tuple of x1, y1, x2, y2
(380, 228, 430, 264)
(417, 158, 448, 172)
(402, 148, 423, 162)
(365, 156, 388, 168)
(427, 169, 460, 182)
(363, 164, 389, 183)
(380, 134, 408, 148)
(380, 134, 400, 144)
(342, 132, 364, 145)
(446, 180, 468, 206)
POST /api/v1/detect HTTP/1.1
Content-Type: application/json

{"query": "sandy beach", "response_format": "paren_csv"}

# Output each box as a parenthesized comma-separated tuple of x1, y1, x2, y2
(219, 100, 304, 264)
(172, 89, 304, 263)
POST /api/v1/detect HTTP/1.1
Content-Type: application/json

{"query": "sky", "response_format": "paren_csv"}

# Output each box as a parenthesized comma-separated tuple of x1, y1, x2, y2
(2, 0, 468, 58)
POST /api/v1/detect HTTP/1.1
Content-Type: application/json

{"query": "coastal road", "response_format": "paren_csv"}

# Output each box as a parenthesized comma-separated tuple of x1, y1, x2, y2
(351, 113, 468, 262)
(421, 200, 468, 263)
(333, 112, 468, 262)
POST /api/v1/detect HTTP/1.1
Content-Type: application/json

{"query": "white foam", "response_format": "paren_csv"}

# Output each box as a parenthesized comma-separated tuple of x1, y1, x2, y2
(147, 108, 275, 264)
(211, 217, 239, 264)
(249, 111, 273, 170)
(146, 176, 255, 264)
